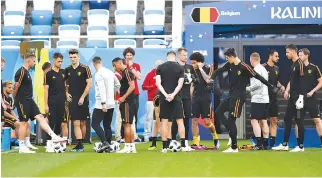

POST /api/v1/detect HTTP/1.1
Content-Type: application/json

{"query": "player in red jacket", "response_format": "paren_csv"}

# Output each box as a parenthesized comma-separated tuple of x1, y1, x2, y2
(142, 60, 163, 142)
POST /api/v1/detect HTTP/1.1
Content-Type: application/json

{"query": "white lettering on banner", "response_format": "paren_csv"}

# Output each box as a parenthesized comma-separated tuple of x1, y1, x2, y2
(271, 7, 322, 19)
(220, 11, 241, 16)
(193, 50, 208, 56)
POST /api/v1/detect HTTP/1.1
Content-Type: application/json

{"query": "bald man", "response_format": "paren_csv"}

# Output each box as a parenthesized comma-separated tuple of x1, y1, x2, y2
(142, 60, 163, 142)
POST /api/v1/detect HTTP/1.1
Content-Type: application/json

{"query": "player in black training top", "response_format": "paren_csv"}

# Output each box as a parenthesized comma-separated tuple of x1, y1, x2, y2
(1, 57, 7, 128)
(170, 48, 194, 150)
(210, 48, 277, 153)
(156, 51, 191, 153)
(112, 57, 137, 153)
(272, 44, 307, 152)
(13, 54, 65, 154)
(294, 48, 322, 147)
(65, 49, 92, 152)
(148, 91, 161, 150)
(44, 53, 69, 147)
(190, 52, 219, 150)
(262, 49, 285, 147)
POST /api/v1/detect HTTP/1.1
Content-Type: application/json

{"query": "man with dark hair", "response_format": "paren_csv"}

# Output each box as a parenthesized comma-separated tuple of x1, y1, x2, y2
(42, 62, 51, 72)
(210, 48, 277, 153)
(92, 56, 120, 153)
(44, 53, 66, 139)
(13, 54, 66, 153)
(294, 48, 322, 148)
(65, 49, 92, 152)
(273, 44, 306, 152)
(262, 49, 285, 147)
(170, 48, 194, 150)
(156, 51, 191, 153)
(112, 57, 137, 153)
(190, 52, 219, 150)
(123, 47, 141, 142)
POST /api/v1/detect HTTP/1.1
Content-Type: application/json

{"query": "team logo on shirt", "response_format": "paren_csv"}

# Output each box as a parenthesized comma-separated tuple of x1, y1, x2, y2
(62, 74, 65, 78)
(53, 76, 56, 79)
(293, 67, 296, 71)
(308, 69, 312, 74)
(237, 70, 241, 75)
(187, 69, 190, 73)
(275, 70, 278, 75)
(77, 72, 81, 76)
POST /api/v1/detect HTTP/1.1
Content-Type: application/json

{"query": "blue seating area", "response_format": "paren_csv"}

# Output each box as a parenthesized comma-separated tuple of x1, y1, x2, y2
(30, 25, 52, 41)
(2, 26, 24, 41)
(60, 10, 82, 25)
(61, 1, 83, 10)
(31, 10, 53, 25)
(89, 0, 110, 10)
(85, 40, 108, 48)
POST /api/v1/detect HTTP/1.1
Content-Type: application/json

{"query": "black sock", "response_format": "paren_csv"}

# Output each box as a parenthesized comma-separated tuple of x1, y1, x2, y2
(181, 138, 185, 147)
(296, 138, 299, 145)
(214, 139, 218, 147)
(167, 138, 171, 147)
(162, 141, 167, 149)
(263, 138, 268, 147)
(152, 137, 157, 147)
(282, 142, 288, 146)
(77, 139, 83, 148)
(256, 137, 262, 147)
(270, 136, 276, 147)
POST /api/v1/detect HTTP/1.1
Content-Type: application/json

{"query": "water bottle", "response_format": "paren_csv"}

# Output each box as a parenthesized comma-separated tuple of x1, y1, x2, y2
(1, 127, 11, 151)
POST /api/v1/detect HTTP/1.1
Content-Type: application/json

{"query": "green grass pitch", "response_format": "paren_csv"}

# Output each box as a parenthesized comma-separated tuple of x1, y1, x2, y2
(2, 140, 322, 177)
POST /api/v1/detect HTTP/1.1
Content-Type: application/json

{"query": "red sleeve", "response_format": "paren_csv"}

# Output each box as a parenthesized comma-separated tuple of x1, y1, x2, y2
(136, 63, 141, 72)
(142, 72, 151, 90)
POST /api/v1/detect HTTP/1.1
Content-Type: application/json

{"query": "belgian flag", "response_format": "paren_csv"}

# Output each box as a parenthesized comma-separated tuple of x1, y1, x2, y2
(191, 7, 219, 23)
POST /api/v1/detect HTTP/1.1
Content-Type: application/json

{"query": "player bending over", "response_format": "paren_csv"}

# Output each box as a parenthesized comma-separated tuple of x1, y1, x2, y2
(246, 53, 270, 150)
(210, 48, 277, 153)
(190, 52, 219, 150)
(13, 54, 66, 154)
(148, 91, 161, 150)
(272, 44, 306, 152)
(113, 57, 137, 153)
(294, 48, 322, 148)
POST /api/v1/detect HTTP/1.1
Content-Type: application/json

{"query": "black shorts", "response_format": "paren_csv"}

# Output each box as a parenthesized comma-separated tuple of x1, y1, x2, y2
(69, 99, 90, 121)
(49, 102, 65, 124)
(63, 101, 70, 122)
(216, 96, 245, 118)
(159, 97, 184, 120)
(192, 98, 211, 119)
(304, 97, 320, 118)
(4, 117, 17, 129)
(269, 97, 279, 117)
(15, 99, 41, 121)
(250, 103, 269, 120)
(120, 99, 137, 124)
(182, 98, 192, 118)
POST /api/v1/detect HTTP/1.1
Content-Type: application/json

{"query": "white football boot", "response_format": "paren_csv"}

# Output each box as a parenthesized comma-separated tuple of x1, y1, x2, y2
(116, 145, 131, 153)
(272, 144, 289, 151)
(19, 146, 36, 154)
(289, 146, 304, 152)
(161, 148, 167, 153)
(222, 147, 238, 153)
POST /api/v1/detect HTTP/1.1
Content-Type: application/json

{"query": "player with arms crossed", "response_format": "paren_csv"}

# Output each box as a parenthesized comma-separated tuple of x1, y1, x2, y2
(65, 49, 92, 152)
(294, 48, 322, 148)
(156, 51, 191, 153)
(262, 49, 285, 147)
(246, 53, 270, 150)
(210, 48, 277, 153)
(190, 52, 219, 150)
(113, 57, 137, 153)
(272, 44, 306, 152)
(13, 54, 65, 153)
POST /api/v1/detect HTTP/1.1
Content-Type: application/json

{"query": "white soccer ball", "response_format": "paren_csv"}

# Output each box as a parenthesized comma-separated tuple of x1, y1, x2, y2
(110, 141, 120, 152)
(94, 142, 102, 152)
(169, 140, 181, 152)
(53, 142, 65, 153)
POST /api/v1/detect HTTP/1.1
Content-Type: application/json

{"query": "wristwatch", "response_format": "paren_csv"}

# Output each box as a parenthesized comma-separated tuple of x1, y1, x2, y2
(101, 102, 106, 105)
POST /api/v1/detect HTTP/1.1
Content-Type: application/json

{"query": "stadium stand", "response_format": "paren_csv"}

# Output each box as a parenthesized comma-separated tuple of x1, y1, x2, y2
(88, 0, 110, 10)
(4, 10, 25, 27)
(58, 25, 80, 46)
(61, 0, 83, 10)
(1, 40, 21, 49)
(30, 25, 52, 41)
(56, 40, 79, 48)
(5, 0, 27, 12)
(116, 0, 138, 11)
(143, 10, 165, 35)
(87, 25, 109, 47)
(114, 39, 136, 48)
(31, 10, 53, 25)
(1, 26, 24, 41)
(144, 0, 165, 10)
(60, 9, 82, 25)
(87, 9, 109, 27)
(85, 40, 108, 48)
(143, 39, 166, 48)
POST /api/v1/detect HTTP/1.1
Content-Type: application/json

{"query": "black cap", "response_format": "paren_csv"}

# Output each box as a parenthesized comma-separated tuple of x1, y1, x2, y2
(167, 51, 176, 56)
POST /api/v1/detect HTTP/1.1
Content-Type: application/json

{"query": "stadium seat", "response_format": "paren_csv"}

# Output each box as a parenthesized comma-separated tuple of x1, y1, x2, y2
(30, 25, 52, 41)
(61, 0, 82, 10)
(60, 10, 82, 25)
(116, 0, 137, 11)
(87, 9, 109, 27)
(1, 40, 21, 49)
(33, 0, 55, 13)
(87, 26, 109, 40)
(30, 40, 51, 48)
(89, 0, 110, 10)
(31, 10, 53, 26)
(114, 39, 136, 48)
(85, 40, 108, 48)
(143, 39, 166, 48)
(56, 41, 78, 48)
(115, 10, 136, 25)
(144, 0, 165, 10)
(4, 11, 25, 27)
(143, 10, 165, 35)
(1, 26, 24, 41)
(58, 25, 80, 45)
(5, 0, 27, 12)
(115, 25, 136, 35)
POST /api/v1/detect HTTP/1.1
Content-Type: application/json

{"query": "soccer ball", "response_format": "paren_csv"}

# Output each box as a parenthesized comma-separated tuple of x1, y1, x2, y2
(169, 140, 181, 152)
(110, 141, 120, 152)
(94, 142, 102, 152)
(53, 142, 65, 153)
